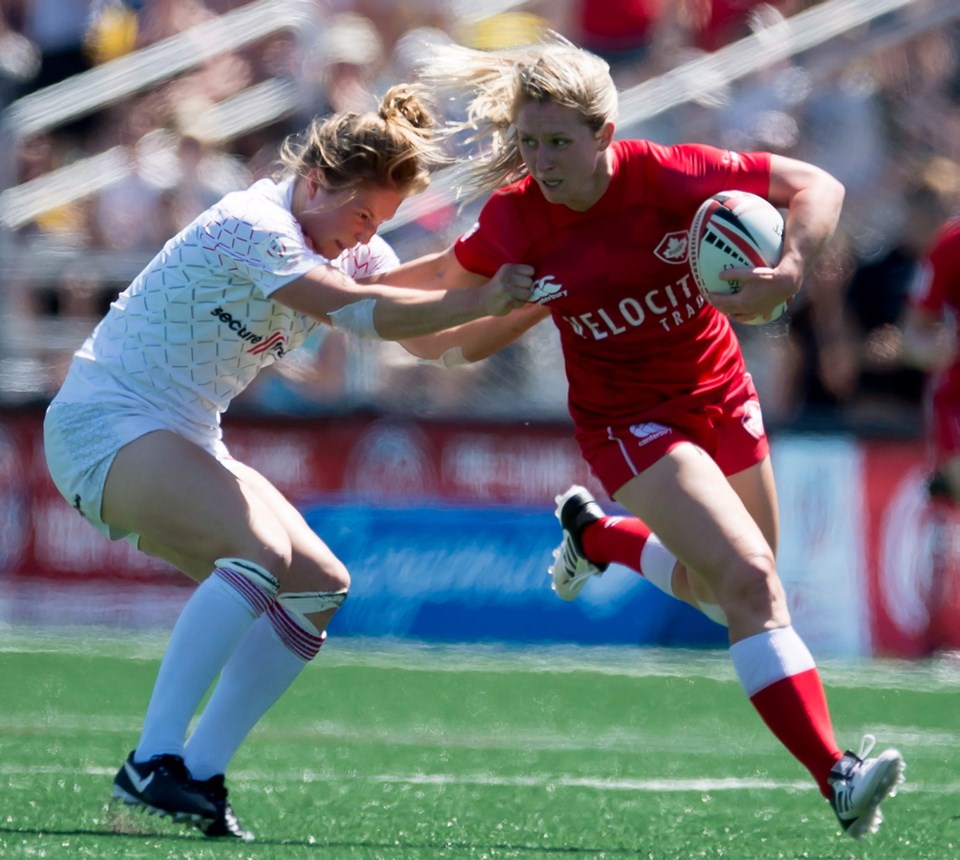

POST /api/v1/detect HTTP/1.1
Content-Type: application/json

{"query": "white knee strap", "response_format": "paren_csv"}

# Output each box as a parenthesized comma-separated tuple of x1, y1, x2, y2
(278, 589, 349, 616)
(215, 557, 279, 594)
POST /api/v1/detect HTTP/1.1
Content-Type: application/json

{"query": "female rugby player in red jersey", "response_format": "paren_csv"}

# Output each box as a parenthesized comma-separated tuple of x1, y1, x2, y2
(370, 35, 905, 840)
(903, 216, 960, 503)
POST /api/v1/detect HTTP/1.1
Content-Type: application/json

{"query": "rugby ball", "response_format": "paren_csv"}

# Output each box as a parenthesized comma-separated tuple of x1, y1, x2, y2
(689, 190, 786, 325)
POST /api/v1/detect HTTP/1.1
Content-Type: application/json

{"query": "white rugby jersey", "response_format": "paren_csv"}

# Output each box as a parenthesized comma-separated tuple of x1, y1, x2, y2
(59, 175, 399, 432)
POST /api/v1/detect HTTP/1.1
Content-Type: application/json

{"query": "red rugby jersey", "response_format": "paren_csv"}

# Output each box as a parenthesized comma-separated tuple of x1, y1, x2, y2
(909, 216, 960, 402)
(454, 139, 771, 430)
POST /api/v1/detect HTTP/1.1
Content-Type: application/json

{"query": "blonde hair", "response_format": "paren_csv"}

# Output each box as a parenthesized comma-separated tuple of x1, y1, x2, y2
(418, 33, 618, 199)
(278, 85, 446, 196)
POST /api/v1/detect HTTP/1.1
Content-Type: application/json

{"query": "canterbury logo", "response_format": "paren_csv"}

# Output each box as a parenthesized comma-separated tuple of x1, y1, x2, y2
(629, 422, 671, 445)
(531, 274, 566, 303)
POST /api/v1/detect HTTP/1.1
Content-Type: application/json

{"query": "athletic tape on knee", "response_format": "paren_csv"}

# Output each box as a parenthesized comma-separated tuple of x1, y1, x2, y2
(278, 589, 348, 618)
(213, 558, 280, 615)
(328, 299, 380, 339)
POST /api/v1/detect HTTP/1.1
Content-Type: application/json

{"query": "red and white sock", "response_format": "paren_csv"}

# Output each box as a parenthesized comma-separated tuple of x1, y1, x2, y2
(582, 517, 677, 595)
(730, 627, 842, 796)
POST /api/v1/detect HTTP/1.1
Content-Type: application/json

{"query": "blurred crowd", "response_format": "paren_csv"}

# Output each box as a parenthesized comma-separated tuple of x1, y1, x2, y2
(1, 0, 959, 435)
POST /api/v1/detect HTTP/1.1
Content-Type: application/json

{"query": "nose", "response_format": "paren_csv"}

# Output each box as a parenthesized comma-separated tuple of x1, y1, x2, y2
(535, 148, 555, 175)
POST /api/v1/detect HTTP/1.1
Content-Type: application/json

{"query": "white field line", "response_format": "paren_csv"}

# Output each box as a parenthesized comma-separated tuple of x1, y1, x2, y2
(2, 630, 960, 694)
(0, 762, 950, 795)
(0, 711, 957, 761)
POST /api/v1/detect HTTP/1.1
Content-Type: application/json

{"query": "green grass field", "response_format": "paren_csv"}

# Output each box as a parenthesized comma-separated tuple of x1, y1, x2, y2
(1, 630, 958, 859)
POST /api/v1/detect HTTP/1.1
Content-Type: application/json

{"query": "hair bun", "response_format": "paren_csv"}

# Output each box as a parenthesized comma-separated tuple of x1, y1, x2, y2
(378, 84, 435, 131)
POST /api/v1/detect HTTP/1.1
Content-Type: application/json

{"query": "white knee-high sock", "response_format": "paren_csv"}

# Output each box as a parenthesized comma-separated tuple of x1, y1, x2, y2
(135, 560, 277, 762)
(184, 602, 325, 780)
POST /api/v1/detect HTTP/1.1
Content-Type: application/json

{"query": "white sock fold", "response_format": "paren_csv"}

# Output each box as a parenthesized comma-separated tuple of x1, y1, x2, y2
(729, 626, 817, 697)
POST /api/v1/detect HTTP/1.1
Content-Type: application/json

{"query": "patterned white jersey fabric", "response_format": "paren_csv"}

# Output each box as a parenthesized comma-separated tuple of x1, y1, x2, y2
(57, 175, 399, 431)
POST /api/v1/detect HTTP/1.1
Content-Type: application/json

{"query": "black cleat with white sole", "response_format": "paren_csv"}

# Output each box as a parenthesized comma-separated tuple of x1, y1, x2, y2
(193, 774, 254, 841)
(112, 751, 218, 822)
(549, 485, 609, 601)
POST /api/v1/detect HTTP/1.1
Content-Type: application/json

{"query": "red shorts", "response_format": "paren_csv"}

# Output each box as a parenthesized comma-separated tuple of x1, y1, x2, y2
(576, 375, 770, 498)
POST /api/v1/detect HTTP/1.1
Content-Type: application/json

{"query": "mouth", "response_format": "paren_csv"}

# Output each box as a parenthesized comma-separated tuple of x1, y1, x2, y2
(539, 178, 562, 189)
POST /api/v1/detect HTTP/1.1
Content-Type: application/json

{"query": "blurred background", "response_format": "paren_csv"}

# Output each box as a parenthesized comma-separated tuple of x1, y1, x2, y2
(1, 0, 959, 660)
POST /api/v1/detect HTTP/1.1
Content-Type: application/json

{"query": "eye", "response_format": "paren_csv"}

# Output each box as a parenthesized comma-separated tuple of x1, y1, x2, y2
(520, 137, 537, 149)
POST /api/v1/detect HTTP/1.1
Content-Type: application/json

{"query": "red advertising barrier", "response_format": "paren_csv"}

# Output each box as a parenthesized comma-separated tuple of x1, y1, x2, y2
(861, 440, 960, 656)
(0, 409, 597, 585)
(2, 407, 955, 657)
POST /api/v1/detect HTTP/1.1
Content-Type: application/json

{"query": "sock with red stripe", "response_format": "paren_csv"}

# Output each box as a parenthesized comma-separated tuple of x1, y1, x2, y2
(730, 627, 843, 796)
(135, 558, 278, 762)
(184, 603, 325, 780)
(582, 517, 678, 596)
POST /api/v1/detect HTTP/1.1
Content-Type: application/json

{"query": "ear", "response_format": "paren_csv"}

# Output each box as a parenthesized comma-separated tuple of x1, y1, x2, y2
(596, 122, 615, 151)
(305, 167, 328, 198)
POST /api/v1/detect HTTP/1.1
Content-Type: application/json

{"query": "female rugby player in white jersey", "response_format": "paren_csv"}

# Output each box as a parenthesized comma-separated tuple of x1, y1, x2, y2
(374, 38, 904, 841)
(43, 85, 534, 840)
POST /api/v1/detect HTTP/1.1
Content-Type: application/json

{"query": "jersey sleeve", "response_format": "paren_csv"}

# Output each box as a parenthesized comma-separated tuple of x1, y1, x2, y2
(453, 188, 530, 277)
(199, 200, 324, 298)
(909, 219, 960, 315)
(629, 140, 772, 211)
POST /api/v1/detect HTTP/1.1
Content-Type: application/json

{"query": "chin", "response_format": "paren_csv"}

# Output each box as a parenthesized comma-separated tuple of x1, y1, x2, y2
(538, 182, 563, 201)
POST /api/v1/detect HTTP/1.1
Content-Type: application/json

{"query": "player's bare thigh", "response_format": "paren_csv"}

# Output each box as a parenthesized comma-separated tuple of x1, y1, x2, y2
(667, 456, 779, 611)
(137, 453, 350, 632)
(101, 430, 294, 583)
(613, 442, 789, 640)
(220, 457, 349, 595)
(726, 454, 779, 556)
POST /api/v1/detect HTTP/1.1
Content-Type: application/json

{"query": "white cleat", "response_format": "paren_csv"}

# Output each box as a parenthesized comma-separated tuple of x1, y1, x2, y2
(548, 485, 608, 601)
(828, 734, 905, 839)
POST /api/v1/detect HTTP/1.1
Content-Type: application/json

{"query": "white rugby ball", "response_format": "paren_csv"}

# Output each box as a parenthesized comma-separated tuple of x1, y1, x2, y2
(689, 190, 786, 325)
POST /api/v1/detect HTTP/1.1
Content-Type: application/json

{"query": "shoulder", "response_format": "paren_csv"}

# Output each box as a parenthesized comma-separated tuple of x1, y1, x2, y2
(480, 177, 547, 227)
(339, 234, 400, 278)
(487, 175, 539, 207)
(622, 138, 744, 171)
(925, 220, 960, 284)
(205, 178, 306, 252)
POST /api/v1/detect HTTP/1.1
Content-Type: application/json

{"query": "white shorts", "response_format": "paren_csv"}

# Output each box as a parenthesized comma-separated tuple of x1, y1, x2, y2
(43, 369, 228, 545)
